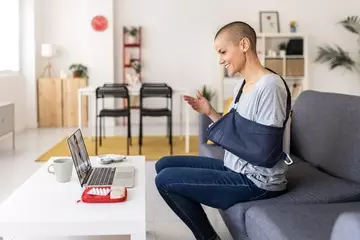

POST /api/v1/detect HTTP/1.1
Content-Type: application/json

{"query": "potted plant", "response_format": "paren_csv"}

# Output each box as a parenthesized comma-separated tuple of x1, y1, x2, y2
(315, 16, 360, 74)
(201, 85, 216, 102)
(69, 64, 89, 78)
(129, 60, 141, 86)
(124, 27, 138, 44)
(131, 59, 141, 74)
(278, 42, 287, 57)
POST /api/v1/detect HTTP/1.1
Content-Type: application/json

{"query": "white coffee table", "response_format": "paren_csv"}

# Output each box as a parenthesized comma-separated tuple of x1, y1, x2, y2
(0, 156, 146, 240)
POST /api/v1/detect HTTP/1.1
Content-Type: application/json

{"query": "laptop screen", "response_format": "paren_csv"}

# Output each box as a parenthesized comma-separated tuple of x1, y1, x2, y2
(67, 129, 92, 186)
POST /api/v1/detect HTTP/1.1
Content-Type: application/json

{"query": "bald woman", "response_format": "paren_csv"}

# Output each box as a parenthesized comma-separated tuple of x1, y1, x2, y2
(155, 21, 289, 240)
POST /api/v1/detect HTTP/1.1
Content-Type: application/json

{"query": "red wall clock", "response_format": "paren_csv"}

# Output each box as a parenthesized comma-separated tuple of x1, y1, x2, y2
(91, 15, 108, 32)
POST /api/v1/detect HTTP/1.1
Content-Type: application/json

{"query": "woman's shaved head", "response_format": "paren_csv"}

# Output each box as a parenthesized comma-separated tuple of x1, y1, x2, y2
(215, 21, 257, 53)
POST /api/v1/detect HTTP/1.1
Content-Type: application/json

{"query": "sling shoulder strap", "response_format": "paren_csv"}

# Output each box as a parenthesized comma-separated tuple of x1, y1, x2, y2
(233, 80, 246, 106)
(231, 68, 292, 128)
(266, 68, 292, 127)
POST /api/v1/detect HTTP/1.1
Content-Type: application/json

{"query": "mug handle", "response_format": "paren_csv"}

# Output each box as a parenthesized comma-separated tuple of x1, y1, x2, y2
(48, 164, 55, 174)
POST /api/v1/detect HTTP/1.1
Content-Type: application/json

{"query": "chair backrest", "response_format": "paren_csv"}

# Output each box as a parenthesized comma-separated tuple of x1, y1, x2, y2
(96, 84, 129, 99)
(103, 83, 128, 88)
(140, 83, 172, 99)
(290, 90, 360, 183)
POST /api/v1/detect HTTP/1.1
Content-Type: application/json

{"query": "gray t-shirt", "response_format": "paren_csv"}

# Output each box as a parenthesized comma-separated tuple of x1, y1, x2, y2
(223, 73, 288, 191)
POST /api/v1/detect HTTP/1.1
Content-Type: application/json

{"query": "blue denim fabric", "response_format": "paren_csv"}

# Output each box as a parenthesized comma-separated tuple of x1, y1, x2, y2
(155, 155, 286, 240)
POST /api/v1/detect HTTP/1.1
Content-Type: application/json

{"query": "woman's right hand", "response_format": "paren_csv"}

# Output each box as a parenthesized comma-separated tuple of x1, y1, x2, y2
(183, 90, 212, 115)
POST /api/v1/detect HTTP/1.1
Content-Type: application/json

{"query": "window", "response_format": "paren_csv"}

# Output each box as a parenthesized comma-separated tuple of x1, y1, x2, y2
(0, 0, 19, 72)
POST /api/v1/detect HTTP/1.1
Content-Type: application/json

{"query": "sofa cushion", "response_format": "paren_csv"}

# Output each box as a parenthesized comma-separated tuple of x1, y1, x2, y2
(199, 143, 224, 160)
(198, 114, 212, 144)
(245, 202, 360, 240)
(291, 90, 360, 184)
(219, 155, 360, 240)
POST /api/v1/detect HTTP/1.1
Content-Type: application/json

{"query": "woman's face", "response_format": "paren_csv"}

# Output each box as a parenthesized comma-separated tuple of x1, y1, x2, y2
(215, 32, 246, 76)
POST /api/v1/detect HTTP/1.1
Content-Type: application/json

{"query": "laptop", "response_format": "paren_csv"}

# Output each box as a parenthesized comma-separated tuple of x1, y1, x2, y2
(66, 129, 135, 188)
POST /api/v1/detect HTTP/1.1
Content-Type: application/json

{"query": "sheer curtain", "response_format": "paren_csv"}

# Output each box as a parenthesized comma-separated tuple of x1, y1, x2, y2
(0, 0, 19, 72)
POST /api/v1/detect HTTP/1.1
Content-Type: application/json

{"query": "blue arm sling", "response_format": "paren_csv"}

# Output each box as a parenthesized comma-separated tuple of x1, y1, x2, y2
(207, 69, 292, 168)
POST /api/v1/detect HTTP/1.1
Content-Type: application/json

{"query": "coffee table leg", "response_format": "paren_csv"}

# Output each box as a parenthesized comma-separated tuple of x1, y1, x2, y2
(131, 230, 146, 240)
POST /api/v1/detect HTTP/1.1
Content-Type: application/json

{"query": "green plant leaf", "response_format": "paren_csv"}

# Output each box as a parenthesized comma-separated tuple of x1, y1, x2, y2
(339, 16, 360, 34)
(129, 27, 138, 36)
(315, 44, 355, 71)
(201, 85, 215, 101)
(278, 42, 287, 50)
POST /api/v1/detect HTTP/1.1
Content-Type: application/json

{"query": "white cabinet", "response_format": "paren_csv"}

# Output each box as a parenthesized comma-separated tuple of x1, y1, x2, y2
(0, 102, 15, 149)
(257, 33, 309, 100)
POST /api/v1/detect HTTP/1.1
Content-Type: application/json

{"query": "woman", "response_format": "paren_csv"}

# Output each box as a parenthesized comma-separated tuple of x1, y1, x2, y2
(155, 21, 289, 240)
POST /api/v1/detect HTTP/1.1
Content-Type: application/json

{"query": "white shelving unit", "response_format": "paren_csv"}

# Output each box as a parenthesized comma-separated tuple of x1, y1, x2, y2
(218, 33, 308, 112)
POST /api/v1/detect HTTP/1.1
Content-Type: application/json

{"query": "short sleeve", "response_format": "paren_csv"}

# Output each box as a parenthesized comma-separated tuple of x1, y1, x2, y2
(256, 77, 288, 127)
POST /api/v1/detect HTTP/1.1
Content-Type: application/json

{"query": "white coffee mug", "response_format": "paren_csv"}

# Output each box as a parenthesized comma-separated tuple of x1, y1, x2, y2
(48, 158, 73, 183)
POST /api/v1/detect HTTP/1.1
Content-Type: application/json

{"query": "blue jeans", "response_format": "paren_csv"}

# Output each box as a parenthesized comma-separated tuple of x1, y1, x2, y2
(155, 155, 286, 240)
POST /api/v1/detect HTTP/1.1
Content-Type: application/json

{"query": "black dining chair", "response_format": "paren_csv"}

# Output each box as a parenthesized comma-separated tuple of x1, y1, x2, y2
(139, 83, 173, 155)
(95, 84, 131, 155)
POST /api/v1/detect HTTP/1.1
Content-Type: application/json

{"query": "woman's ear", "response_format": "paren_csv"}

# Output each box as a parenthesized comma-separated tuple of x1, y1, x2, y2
(240, 37, 250, 53)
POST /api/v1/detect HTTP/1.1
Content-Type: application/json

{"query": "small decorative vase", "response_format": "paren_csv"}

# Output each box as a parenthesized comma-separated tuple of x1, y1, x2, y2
(279, 50, 286, 57)
(133, 73, 140, 85)
(290, 26, 296, 33)
(60, 69, 67, 79)
(126, 73, 133, 85)
(127, 35, 137, 44)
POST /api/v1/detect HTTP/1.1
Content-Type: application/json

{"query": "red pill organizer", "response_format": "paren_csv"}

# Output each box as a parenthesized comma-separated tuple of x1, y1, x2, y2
(79, 186, 127, 203)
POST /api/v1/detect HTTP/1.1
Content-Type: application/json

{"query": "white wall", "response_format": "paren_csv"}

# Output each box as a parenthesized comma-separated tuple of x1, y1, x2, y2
(20, 0, 37, 129)
(35, 0, 91, 78)
(35, 0, 114, 87)
(0, 0, 35, 132)
(25, 0, 360, 129)
(114, 0, 222, 125)
(114, 0, 360, 122)
(33, 0, 115, 128)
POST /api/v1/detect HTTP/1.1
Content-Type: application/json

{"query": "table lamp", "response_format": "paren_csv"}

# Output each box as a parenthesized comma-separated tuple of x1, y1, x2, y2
(41, 43, 56, 77)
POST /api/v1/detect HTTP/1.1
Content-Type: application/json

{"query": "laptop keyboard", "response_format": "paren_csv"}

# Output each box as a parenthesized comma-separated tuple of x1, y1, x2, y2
(88, 167, 115, 185)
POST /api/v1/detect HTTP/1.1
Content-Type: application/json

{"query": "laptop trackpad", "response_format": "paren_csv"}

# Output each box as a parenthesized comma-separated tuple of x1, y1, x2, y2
(115, 172, 134, 179)
(116, 166, 135, 173)
(113, 178, 134, 187)
(113, 166, 135, 187)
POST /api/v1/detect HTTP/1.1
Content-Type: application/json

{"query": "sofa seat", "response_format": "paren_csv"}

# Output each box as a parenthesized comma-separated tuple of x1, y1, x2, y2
(245, 202, 360, 240)
(219, 156, 360, 240)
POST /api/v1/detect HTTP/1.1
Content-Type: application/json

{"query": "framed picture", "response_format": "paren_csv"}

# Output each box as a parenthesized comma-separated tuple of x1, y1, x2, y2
(259, 11, 280, 33)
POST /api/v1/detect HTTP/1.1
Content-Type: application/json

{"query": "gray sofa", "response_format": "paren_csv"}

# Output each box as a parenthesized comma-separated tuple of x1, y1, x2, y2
(198, 90, 360, 240)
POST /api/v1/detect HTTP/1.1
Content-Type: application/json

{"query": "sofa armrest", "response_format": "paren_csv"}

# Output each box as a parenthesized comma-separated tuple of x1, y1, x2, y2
(331, 212, 360, 240)
(198, 114, 212, 144)
(198, 113, 222, 144)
